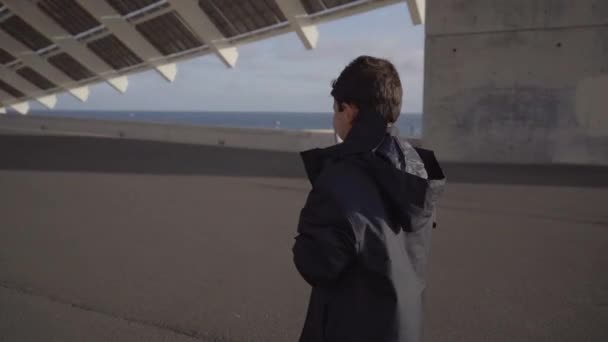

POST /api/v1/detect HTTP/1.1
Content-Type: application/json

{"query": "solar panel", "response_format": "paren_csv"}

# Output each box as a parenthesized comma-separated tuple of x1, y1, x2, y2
(0, 0, 407, 106)
(136, 11, 204, 56)
(0, 79, 25, 98)
(301, 0, 326, 14)
(323, 0, 357, 8)
(38, 0, 101, 36)
(48, 52, 95, 81)
(87, 35, 143, 70)
(16, 66, 57, 90)
(106, 0, 163, 16)
(198, 0, 286, 38)
(0, 16, 53, 51)
(0, 48, 15, 65)
(256, 0, 288, 24)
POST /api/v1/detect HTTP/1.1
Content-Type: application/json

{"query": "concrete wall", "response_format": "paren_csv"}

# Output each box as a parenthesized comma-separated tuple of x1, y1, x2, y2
(0, 115, 422, 152)
(0, 115, 336, 152)
(423, 0, 608, 165)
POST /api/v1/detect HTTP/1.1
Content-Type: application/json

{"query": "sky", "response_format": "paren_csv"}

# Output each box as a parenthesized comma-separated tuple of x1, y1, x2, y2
(35, 2, 424, 114)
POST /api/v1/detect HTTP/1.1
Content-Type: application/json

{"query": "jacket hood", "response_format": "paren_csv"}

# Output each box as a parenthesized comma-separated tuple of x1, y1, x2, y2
(301, 111, 446, 232)
(369, 132, 446, 232)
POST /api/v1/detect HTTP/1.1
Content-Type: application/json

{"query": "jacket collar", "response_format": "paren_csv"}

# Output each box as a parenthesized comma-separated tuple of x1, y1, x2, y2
(301, 112, 388, 184)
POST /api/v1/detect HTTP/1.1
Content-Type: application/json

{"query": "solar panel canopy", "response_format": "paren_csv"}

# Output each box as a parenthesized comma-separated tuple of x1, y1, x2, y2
(0, 0, 423, 113)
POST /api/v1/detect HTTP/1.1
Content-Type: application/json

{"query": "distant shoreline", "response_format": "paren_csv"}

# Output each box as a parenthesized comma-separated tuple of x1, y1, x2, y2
(6, 110, 423, 137)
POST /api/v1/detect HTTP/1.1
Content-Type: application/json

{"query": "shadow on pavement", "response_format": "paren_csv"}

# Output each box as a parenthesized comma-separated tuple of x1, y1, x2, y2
(1, 134, 606, 187)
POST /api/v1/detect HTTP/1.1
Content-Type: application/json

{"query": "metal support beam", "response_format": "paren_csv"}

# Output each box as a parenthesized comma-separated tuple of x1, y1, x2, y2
(75, 0, 178, 82)
(2, 0, 129, 93)
(275, 0, 319, 49)
(168, 0, 239, 68)
(0, 30, 89, 102)
(405, 0, 425, 25)
(11, 101, 30, 115)
(36, 94, 57, 108)
(67, 85, 90, 102)
(156, 63, 177, 81)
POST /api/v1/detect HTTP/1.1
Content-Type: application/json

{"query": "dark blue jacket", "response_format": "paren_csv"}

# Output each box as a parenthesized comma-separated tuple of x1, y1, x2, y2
(294, 112, 446, 342)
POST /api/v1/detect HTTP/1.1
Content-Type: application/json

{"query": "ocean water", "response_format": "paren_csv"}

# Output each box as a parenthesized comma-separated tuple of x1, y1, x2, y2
(28, 110, 423, 137)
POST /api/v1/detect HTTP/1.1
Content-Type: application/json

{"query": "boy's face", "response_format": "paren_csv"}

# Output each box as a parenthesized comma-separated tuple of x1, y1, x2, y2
(333, 101, 358, 141)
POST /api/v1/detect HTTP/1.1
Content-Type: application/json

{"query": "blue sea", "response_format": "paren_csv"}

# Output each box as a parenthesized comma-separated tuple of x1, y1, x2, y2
(28, 110, 423, 137)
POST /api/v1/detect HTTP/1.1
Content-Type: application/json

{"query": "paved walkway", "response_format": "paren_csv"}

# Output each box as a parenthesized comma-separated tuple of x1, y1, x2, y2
(0, 135, 607, 341)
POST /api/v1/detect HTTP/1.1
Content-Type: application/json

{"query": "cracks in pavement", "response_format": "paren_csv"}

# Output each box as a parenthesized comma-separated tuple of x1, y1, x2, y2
(0, 280, 237, 342)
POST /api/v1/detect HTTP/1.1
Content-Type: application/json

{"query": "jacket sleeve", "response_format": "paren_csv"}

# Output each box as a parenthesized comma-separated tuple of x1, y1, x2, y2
(293, 185, 357, 288)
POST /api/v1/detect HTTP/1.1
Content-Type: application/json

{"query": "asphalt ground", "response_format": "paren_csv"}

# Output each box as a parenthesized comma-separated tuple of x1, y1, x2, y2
(0, 134, 607, 341)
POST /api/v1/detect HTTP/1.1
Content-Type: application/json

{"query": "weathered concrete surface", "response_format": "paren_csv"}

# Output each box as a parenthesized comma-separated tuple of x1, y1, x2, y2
(1, 135, 607, 341)
(426, 0, 608, 35)
(423, 0, 608, 165)
(0, 114, 336, 152)
(0, 114, 421, 157)
(0, 286, 200, 342)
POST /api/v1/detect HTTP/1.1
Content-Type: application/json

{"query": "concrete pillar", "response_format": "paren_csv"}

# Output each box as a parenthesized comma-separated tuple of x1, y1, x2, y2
(423, 0, 608, 165)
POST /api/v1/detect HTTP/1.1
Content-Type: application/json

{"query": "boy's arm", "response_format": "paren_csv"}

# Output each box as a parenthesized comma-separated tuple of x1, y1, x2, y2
(292, 185, 357, 288)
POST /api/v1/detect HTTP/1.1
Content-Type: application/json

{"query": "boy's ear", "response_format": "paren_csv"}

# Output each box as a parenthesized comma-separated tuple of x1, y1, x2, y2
(343, 103, 359, 121)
